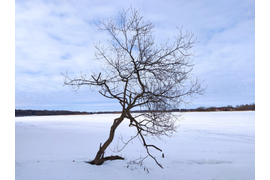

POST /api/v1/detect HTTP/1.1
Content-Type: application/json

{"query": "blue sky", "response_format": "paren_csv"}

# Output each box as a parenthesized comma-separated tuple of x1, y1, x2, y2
(15, 0, 255, 111)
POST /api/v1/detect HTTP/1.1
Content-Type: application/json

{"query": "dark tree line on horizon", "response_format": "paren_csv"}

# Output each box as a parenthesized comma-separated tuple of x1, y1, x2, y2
(15, 109, 90, 117)
(15, 103, 255, 117)
(182, 103, 255, 112)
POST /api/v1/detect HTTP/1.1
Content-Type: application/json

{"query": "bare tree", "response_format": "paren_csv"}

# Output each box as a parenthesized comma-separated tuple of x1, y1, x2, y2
(63, 7, 205, 168)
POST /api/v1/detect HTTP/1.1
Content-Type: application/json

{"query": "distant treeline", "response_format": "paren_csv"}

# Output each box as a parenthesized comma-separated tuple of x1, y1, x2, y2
(15, 103, 255, 117)
(15, 109, 91, 117)
(180, 103, 255, 112)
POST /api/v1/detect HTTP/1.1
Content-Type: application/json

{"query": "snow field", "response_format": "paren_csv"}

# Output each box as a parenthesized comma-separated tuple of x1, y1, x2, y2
(15, 111, 255, 180)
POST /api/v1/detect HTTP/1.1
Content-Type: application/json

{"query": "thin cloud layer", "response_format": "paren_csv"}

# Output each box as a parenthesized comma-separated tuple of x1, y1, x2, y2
(15, 0, 255, 111)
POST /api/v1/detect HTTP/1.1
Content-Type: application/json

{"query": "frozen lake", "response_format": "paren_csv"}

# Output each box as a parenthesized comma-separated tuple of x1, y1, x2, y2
(15, 111, 255, 180)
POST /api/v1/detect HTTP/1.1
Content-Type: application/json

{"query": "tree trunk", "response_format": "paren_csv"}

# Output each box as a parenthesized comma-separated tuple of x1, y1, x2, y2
(88, 115, 125, 165)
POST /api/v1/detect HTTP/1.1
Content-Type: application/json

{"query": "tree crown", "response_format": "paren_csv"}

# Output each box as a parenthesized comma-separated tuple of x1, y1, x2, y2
(63, 8, 204, 113)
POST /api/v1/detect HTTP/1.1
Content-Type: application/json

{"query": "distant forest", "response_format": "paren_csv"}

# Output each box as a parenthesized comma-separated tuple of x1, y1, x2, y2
(15, 103, 255, 117)
(183, 103, 255, 112)
(15, 109, 90, 117)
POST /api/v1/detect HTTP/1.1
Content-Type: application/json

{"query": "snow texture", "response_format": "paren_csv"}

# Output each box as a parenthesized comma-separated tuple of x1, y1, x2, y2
(15, 111, 254, 180)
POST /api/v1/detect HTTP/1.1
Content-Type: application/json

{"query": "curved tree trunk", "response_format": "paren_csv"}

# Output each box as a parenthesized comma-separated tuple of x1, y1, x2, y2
(89, 114, 125, 165)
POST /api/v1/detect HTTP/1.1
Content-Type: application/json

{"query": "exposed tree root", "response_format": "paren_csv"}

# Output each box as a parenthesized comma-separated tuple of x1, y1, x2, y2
(85, 155, 125, 165)
(103, 155, 125, 161)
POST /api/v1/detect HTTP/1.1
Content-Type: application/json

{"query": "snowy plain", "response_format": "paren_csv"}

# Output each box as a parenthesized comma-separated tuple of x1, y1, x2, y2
(15, 111, 255, 180)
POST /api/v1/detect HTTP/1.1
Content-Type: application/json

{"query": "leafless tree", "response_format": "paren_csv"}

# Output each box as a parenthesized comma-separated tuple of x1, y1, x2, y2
(63, 7, 205, 168)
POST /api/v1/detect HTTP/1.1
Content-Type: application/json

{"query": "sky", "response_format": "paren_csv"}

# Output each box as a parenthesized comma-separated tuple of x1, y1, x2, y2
(15, 0, 255, 112)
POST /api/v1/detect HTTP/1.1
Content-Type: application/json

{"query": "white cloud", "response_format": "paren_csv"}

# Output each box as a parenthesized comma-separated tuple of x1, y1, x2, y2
(15, 0, 255, 110)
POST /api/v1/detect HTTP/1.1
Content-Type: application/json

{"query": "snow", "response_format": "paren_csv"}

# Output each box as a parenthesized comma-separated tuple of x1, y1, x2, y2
(15, 111, 255, 180)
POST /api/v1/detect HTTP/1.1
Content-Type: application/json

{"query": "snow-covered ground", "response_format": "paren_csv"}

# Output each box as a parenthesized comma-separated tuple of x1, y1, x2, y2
(15, 111, 255, 180)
